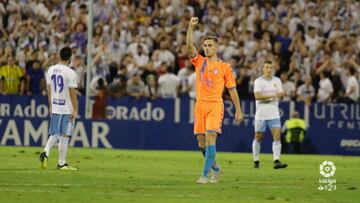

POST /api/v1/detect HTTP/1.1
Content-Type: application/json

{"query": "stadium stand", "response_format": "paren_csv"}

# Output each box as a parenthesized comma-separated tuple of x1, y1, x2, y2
(0, 0, 359, 104)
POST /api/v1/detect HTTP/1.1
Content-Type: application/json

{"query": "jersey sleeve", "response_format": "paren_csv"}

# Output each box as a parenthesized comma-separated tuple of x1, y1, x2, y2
(224, 64, 236, 89)
(68, 71, 78, 88)
(189, 53, 205, 69)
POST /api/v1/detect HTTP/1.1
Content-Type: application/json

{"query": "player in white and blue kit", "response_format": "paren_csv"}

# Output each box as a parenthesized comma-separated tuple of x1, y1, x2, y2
(39, 47, 78, 170)
(253, 61, 288, 169)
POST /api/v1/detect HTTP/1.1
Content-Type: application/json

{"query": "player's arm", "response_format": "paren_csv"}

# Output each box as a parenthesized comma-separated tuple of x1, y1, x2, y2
(186, 17, 199, 58)
(254, 91, 284, 100)
(69, 87, 78, 121)
(47, 84, 52, 115)
(224, 65, 243, 124)
(228, 88, 243, 125)
(254, 79, 284, 100)
(69, 71, 79, 121)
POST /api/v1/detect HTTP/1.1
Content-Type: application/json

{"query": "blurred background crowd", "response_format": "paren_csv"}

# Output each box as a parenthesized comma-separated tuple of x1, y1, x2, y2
(0, 0, 359, 106)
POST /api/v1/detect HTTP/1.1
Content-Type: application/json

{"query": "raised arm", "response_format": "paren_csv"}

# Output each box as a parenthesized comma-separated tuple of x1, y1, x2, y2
(186, 17, 199, 58)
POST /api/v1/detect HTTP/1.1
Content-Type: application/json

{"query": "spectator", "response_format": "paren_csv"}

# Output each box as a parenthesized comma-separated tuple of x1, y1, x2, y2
(92, 78, 107, 119)
(158, 66, 180, 98)
(338, 66, 359, 103)
(90, 76, 107, 97)
(92, 43, 113, 78)
(292, 70, 304, 92)
(236, 66, 252, 100)
(71, 54, 86, 95)
(49, 33, 65, 54)
(0, 55, 25, 95)
(109, 30, 127, 65)
(280, 72, 295, 101)
(283, 111, 306, 154)
(297, 76, 315, 105)
(187, 68, 196, 100)
(144, 74, 158, 100)
(133, 45, 150, 72)
(305, 26, 321, 53)
(177, 61, 194, 95)
(108, 75, 127, 99)
(26, 60, 45, 96)
(127, 34, 149, 57)
(317, 71, 334, 103)
(152, 40, 175, 67)
(126, 74, 145, 99)
(1, 0, 360, 102)
(71, 22, 87, 54)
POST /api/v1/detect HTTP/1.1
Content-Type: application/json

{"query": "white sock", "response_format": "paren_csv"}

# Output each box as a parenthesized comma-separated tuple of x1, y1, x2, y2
(44, 135, 60, 157)
(272, 141, 282, 161)
(58, 136, 70, 166)
(252, 139, 261, 161)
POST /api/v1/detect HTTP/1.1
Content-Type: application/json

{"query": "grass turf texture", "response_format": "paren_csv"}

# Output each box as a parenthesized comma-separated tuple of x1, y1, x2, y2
(0, 146, 359, 203)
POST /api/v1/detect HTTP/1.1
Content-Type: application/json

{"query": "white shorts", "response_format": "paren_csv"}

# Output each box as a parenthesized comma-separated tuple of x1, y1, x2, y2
(254, 118, 281, 133)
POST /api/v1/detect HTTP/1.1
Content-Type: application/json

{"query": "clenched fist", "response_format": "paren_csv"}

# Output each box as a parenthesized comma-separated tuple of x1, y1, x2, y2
(189, 17, 199, 26)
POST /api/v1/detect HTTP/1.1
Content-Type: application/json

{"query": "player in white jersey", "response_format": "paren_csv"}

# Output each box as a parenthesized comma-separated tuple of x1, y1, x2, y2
(39, 47, 78, 170)
(253, 61, 288, 169)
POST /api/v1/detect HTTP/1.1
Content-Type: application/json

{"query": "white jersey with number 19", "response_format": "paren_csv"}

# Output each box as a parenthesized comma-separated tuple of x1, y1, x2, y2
(46, 64, 77, 115)
(254, 76, 283, 120)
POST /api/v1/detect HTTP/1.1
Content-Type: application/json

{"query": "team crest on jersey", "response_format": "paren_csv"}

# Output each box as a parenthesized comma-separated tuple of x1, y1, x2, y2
(273, 83, 277, 88)
(213, 69, 219, 75)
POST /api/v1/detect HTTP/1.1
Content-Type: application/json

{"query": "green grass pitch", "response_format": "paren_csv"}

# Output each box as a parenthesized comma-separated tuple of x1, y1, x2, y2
(0, 146, 359, 203)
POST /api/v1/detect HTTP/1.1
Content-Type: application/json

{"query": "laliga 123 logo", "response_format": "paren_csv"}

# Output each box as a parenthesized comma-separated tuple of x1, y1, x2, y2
(319, 161, 336, 177)
(318, 161, 337, 191)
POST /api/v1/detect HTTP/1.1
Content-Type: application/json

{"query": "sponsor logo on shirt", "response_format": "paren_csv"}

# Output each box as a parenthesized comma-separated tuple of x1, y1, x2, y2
(53, 99, 66, 105)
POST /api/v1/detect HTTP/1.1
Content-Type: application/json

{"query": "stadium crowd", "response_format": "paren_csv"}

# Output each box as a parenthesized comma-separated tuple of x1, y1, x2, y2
(0, 0, 359, 105)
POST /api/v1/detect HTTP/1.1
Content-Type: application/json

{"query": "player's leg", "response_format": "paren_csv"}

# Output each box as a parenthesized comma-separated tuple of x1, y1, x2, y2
(58, 135, 70, 167)
(197, 131, 217, 184)
(253, 119, 265, 168)
(194, 102, 207, 157)
(40, 114, 60, 169)
(57, 115, 77, 170)
(197, 134, 206, 156)
(270, 119, 288, 169)
(194, 102, 212, 162)
(196, 102, 222, 183)
(194, 101, 218, 173)
(197, 134, 220, 172)
(194, 102, 210, 183)
(44, 134, 60, 156)
(253, 132, 263, 168)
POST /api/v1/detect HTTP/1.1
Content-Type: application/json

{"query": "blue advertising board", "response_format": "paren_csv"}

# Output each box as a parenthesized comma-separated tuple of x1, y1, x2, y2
(0, 96, 359, 155)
